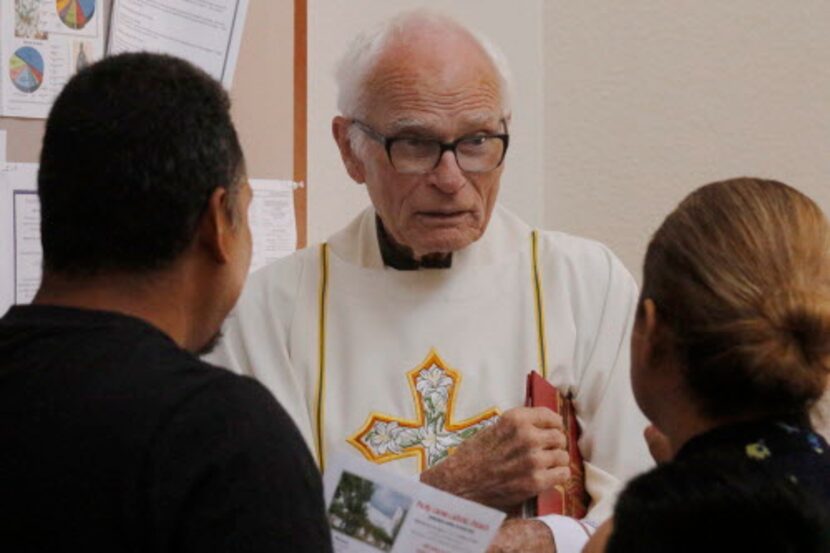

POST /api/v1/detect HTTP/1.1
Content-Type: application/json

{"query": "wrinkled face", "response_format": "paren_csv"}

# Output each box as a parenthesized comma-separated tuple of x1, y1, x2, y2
(343, 38, 506, 259)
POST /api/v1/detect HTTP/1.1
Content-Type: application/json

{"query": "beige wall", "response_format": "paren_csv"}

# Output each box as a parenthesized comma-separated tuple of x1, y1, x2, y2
(309, 1, 830, 280)
(544, 1, 830, 279)
(540, 1, 830, 436)
(6, 2, 828, 276)
(230, 0, 294, 181)
(307, 0, 544, 244)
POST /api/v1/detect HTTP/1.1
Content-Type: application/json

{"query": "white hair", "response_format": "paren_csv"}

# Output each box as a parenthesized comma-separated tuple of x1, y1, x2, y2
(335, 10, 514, 122)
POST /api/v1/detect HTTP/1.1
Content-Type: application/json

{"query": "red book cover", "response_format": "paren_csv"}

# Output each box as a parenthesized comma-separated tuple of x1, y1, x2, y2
(525, 371, 589, 518)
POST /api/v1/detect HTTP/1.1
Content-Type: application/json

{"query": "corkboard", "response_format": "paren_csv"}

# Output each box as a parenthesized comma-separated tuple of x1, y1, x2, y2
(0, 0, 307, 247)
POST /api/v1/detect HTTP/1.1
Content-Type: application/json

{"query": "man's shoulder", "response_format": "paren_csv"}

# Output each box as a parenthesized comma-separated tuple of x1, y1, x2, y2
(141, 353, 298, 444)
(0, 312, 283, 436)
(157, 359, 314, 466)
(173, 360, 291, 421)
(59, 322, 272, 415)
(121, 340, 269, 411)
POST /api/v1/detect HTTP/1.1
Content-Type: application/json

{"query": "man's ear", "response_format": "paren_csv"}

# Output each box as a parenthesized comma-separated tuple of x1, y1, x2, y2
(332, 116, 366, 183)
(197, 187, 234, 264)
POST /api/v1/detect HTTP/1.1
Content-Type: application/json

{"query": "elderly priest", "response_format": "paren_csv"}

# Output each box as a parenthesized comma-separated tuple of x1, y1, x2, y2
(211, 10, 650, 553)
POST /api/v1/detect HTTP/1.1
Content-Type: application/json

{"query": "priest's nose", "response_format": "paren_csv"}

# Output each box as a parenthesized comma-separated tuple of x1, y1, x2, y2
(430, 151, 467, 194)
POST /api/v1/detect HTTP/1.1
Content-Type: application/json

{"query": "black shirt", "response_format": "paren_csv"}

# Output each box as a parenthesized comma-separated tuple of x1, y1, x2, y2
(0, 305, 332, 552)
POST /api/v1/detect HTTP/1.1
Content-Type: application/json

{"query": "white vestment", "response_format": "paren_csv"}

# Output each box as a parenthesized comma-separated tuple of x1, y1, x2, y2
(210, 205, 651, 549)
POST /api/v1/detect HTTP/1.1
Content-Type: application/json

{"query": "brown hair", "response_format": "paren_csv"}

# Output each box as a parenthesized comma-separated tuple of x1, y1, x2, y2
(642, 177, 830, 419)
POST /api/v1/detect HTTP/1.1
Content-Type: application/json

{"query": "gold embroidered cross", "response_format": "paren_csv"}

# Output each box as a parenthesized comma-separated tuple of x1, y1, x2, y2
(348, 349, 500, 471)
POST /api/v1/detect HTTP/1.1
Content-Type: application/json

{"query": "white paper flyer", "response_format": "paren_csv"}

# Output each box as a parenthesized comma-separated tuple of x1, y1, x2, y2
(324, 454, 505, 553)
(108, 0, 249, 88)
(248, 179, 297, 273)
(0, 163, 40, 314)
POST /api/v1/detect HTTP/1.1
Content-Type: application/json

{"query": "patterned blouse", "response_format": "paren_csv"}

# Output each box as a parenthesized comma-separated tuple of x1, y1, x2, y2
(675, 415, 830, 503)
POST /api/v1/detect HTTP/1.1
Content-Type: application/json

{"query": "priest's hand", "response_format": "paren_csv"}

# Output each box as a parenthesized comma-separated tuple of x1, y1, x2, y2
(486, 519, 556, 553)
(420, 406, 570, 511)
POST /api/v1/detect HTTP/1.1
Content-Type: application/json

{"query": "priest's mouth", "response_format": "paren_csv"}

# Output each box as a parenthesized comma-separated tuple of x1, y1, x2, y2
(416, 210, 474, 223)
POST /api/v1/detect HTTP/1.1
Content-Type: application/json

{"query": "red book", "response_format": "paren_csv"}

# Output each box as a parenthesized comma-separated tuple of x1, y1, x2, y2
(525, 371, 589, 518)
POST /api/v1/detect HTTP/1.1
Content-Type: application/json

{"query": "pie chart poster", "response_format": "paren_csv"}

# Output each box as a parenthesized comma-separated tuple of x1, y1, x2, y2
(1, 0, 104, 119)
(42, 0, 102, 39)
(9, 47, 45, 94)
(2, 37, 67, 119)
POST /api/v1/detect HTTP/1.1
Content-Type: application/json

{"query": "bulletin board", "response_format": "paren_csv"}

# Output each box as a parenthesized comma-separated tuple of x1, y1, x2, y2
(0, 0, 308, 248)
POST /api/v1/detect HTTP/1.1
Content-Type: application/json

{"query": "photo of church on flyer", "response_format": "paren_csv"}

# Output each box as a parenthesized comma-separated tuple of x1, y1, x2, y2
(328, 471, 411, 551)
(323, 453, 505, 553)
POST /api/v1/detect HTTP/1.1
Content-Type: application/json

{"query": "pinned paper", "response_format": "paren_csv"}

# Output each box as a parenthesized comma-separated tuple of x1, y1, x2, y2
(248, 179, 299, 273)
(1, 0, 105, 118)
(0, 163, 40, 313)
(109, 0, 250, 88)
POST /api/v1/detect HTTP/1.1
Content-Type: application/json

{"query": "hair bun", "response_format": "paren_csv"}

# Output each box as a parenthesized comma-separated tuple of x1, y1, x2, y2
(644, 178, 830, 418)
(761, 289, 830, 367)
(726, 289, 830, 407)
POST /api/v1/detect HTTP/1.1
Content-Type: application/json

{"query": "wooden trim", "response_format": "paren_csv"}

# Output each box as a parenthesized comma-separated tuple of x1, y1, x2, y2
(293, 0, 308, 248)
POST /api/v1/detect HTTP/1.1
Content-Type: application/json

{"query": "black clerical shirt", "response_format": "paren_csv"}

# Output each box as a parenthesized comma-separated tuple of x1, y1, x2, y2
(376, 215, 453, 270)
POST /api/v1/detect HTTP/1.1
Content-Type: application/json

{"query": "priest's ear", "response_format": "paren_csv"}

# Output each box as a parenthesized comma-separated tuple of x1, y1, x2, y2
(332, 116, 366, 184)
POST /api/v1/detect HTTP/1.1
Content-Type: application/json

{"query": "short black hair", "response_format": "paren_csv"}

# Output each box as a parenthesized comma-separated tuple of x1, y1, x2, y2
(608, 456, 830, 553)
(38, 52, 245, 275)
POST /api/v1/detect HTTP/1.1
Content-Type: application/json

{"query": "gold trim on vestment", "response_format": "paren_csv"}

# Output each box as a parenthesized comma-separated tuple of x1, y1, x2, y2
(314, 243, 329, 469)
(531, 230, 549, 379)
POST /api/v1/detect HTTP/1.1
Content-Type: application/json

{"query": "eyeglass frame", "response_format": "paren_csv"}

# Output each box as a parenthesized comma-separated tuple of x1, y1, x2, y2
(350, 118, 510, 174)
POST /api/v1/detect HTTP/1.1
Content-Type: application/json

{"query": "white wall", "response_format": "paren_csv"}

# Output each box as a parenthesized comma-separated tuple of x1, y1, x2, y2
(306, 0, 830, 437)
(307, 0, 544, 245)
(544, 1, 830, 279)
(309, 2, 830, 282)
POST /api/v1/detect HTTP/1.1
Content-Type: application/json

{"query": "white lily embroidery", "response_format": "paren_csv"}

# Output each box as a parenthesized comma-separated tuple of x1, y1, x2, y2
(416, 366, 453, 397)
(426, 390, 448, 414)
(418, 419, 462, 466)
(366, 421, 404, 455)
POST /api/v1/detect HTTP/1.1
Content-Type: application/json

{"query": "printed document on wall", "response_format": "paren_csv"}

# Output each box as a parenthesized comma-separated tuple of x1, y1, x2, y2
(1, 0, 105, 118)
(109, 0, 250, 88)
(0, 163, 41, 315)
(248, 179, 298, 274)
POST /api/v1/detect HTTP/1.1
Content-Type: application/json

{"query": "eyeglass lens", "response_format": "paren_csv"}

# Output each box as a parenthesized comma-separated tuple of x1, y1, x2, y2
(389, 136, 505, 174)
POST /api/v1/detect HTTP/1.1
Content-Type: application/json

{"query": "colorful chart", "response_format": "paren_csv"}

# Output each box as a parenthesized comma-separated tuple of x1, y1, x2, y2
(57, 0, 96, 30)
(9, 47, 45, 94)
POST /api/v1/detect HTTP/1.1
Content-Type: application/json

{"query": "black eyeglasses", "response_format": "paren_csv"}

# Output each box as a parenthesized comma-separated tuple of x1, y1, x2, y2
(351, 119, 509, 175)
